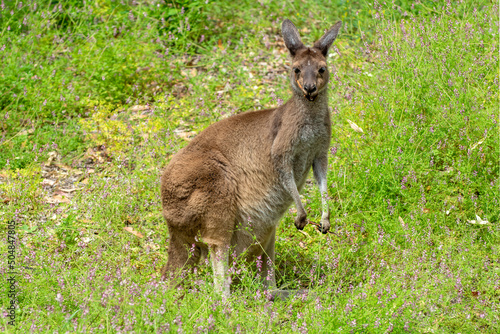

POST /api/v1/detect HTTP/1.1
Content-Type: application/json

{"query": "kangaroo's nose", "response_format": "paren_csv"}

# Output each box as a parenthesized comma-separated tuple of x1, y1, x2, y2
(303, 83, 317, 94)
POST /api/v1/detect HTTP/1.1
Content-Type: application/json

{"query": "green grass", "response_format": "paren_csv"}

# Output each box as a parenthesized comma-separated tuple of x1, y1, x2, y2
(0, 0, 499, 332)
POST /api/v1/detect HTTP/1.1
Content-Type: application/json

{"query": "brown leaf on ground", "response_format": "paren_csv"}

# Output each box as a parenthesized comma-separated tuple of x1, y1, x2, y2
(129, 105, 149, 112)
(45, 194, 71, 204)
(298, 230, 311, 238)
(124, 226, 144, 238)
(129, 105, 153, 121)
(55, 163, 83, 175)
(143, 243, 160, 251)
(41, 179, 57, 186)
(347, 119, 364, 133)
(46, 151, 59, 165)
(130, 114, 149, 120)
(59, 187, 82, 193)
(41, 162, 85, 202)
(84, 147, 110, 164)
(174, 129, 197, 141)
(172, 82, 188, 97)
(125, 215, 134, 226)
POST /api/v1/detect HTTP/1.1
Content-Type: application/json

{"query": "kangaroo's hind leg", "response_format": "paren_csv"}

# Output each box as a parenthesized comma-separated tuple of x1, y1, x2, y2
(201, 182, 238, 298)
(209, 244, 231, 298)
(201, 203, 238, 298)
(260, 226, 277, 290)
(162, 152, 238, 297)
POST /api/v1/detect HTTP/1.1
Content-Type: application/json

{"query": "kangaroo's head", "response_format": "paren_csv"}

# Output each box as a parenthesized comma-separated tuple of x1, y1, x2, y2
(282, 19, 342, 102)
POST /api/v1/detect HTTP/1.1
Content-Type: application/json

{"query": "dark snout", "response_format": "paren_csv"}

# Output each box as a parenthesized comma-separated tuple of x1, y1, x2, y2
(303, 83, 317, 94)
(302, 71, 318, 101)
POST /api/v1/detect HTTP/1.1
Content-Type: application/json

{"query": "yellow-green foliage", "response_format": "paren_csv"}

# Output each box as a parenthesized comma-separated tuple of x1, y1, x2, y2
(80, 105, 132, 152)
(80, 102, 170, 153)
(0, 166, 43, 209)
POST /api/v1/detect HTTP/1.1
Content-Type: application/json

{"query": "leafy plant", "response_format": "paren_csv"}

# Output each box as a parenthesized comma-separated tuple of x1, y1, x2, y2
(55, 214, 78, 247)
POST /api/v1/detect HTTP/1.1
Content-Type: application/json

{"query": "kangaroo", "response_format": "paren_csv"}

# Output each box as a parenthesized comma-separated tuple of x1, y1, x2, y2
(161, 19, 342, 298)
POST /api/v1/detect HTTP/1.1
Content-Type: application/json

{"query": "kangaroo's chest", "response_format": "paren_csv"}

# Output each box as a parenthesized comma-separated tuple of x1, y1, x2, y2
(292, 122, 329, 182)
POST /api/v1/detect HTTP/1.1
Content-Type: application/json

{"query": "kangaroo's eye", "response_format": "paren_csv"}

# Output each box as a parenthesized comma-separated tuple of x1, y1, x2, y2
(319, 67, 326, 74)
(294, 68, 300, 74)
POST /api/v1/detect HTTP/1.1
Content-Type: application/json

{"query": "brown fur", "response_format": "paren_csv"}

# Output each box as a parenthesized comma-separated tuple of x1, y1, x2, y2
(160, 19, 342, 297)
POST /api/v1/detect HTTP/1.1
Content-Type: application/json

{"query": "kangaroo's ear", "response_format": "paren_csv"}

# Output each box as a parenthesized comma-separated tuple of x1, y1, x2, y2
(282, 19, 304, 56)
(314, 21, 342, 57)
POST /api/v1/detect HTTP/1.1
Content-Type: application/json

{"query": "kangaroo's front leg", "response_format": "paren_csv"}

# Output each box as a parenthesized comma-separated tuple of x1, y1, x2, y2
(281, 168, 308, 230)
(313, 152, 330, 233)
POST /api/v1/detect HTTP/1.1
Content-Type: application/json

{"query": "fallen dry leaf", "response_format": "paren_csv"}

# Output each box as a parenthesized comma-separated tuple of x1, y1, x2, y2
(59, 187, 82, 193)
(347, 119, 364, 133)
(129, 105, 149, 112)
(81, 237, 93, 243)
(41, 179, 56, 186)
(124, 226, 144, 238)
(46, 151, 59, 165)
(46, 194, 71, 204)
(130, 114, 149, 120)
(54, 163, 83, 175)
(299, 229, 311, 238)
(84, 147, 110, 164)
(143, 243, 160, 251)
(174, 129, 197, 141)
(125, 215, 135, 226)
(467, 215, 490, 225)
(470, 137, 486, 151)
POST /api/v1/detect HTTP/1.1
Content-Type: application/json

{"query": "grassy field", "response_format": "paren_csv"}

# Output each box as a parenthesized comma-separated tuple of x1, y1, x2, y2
(0, 0, 499, 332)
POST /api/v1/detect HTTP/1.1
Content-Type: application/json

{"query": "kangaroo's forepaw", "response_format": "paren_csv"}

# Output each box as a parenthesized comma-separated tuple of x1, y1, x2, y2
(294, 213, 308, 230)
(320, 219, 330, 234)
